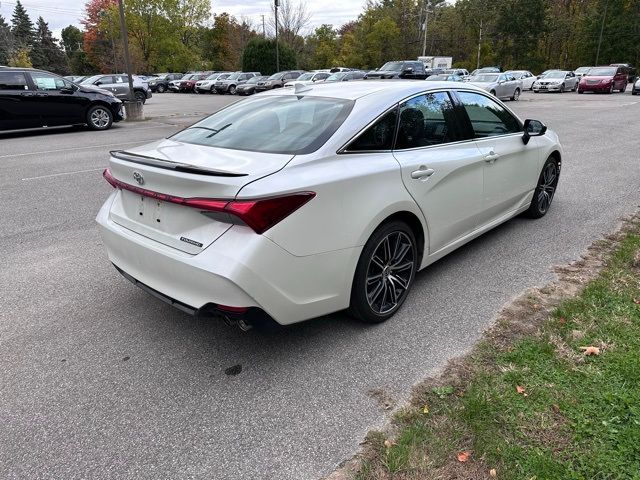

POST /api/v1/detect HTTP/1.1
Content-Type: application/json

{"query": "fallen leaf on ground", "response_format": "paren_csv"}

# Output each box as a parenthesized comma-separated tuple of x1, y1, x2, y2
(516, 385, 528, 396)
(422, 405, 429, 414)
(457, 451, 471, 462)
(580, 346, 601, 356)
(633, 298, 640, 305)
(552, 404, 561, 414)
(558, 317, 567, 324)
(384, 439, 396, 449)
(489, 468, 497, 477)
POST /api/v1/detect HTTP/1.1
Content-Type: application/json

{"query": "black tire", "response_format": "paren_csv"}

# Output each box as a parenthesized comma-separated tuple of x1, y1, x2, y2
(210, 86, 216, 94)
(229, 85, 237, 95)
(511, 88, 520, 101)
(134, 91, 146, 103)
(578, 89, 584, 94)
(609, 83, 614, 94)
(156, 84, 165, 93)
(348, 221, 418, 323)
(559, 83, 565, 93)
(86, 104, 113, 131)
(619, 83, 626, 93)
(525, 156, 560, 219)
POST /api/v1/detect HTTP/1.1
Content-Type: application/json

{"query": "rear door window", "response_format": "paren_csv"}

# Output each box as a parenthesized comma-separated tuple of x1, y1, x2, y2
(456, 91, 521, 138)
(0, 72, 28, 90)
(395, 91, 461, 149)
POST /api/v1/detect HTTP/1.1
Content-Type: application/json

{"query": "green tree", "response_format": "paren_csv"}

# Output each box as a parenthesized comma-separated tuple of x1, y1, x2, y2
(0, 15, 14, 65)
(61, 25, 84, 56)
(11, 0, 34, 47)
(8, 47, 32, 67)
(305, 24, 338, 69)
(241, 37, 297, 75)
(31, 16, 69, 74)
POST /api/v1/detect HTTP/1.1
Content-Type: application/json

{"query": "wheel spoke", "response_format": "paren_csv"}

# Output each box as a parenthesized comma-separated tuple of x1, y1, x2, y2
(366, 273, 382, 285)
(390, 243, 411, 267)
(383, 237, 392, 262)
(391, 261, 413, 273)
(389, 274, 408, 290)
(368, 280, 385, 305)
(371, 255, 385, 270)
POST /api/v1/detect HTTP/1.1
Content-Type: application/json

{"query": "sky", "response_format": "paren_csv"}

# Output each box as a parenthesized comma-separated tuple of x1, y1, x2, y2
(0, 0, 366, 39)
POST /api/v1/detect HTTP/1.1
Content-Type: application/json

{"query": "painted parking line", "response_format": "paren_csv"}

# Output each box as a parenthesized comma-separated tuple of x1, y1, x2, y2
(21, 167, 106, 181)
(0, 140, 145, 159)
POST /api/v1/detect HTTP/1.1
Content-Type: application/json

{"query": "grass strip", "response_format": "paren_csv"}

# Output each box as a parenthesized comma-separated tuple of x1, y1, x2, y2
(350, 217, 640, 480)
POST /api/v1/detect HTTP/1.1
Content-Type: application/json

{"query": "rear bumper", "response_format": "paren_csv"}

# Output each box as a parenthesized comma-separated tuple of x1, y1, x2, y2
(96, 194, 359, 325)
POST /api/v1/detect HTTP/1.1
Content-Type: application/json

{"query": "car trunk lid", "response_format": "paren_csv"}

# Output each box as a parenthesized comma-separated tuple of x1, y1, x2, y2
(106, 139, 294, 254)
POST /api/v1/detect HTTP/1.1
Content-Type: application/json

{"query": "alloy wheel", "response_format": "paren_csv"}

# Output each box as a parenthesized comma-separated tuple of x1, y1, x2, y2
(90, 108, 110, 128)
(536, 161, 558, 214)
(365, 231, 415, 315)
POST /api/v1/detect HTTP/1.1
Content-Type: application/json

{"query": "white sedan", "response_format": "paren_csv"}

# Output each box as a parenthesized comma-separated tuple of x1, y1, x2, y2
(505, 70, 537, 90)
(533, 71, 579, 93)
(97, 81, 563, 329)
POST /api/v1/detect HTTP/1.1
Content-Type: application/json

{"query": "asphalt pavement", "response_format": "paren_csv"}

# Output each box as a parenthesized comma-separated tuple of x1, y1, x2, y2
(1, 89, 639, 480)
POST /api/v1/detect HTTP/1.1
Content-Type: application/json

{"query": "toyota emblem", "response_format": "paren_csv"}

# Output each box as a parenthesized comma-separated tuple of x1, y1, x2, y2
(133, 171, 144, 185)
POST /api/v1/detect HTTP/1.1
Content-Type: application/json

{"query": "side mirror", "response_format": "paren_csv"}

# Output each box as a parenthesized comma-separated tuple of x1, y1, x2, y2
(522, 119, 547, 145)
(60, 86, 75, 94)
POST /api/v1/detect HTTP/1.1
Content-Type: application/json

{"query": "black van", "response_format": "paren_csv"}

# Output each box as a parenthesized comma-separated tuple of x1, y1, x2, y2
(0, 67, 124, 131)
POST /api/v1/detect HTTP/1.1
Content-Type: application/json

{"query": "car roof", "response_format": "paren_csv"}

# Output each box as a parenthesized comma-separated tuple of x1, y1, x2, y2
(260, 80, 488, 101)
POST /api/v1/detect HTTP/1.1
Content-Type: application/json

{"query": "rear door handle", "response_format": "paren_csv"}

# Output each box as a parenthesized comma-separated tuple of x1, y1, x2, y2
(411, 166, 435, 179)
(20, 92, 35, 97)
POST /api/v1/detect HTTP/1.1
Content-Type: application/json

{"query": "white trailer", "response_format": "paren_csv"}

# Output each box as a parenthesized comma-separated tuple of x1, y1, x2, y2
(418, 56, 453, 69)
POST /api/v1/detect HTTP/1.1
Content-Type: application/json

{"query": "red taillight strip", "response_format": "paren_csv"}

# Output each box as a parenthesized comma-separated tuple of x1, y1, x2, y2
(103, 168, 315, 234)
(104, 168, 228, 211)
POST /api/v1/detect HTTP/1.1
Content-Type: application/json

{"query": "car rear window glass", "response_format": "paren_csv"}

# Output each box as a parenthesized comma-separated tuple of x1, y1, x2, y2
(457, 91, 521, 137)
(0, 72, 28, 90)
(396, 92, 461, 149)
(346, 108, 398, 152)
(171, 95, 354, 155)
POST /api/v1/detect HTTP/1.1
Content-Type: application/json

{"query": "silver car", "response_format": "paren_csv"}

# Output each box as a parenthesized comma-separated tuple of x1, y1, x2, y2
(467, 73, 523, 101)
(532, 70, 578, 93)
(81, 74, 152, 103)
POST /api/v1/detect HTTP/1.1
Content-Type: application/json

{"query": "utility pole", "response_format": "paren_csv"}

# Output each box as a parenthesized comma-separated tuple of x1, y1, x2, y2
(595, 0, 608, 65)
(476, 18, 482, 70)
(421, 1, 429, 57)
(117, 0, 142, 119)
(274, 0, 280, 72)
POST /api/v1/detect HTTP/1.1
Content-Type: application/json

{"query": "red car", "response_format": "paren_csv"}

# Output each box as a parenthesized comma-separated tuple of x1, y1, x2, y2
(178, 73, 209, 92)
(578, 66, 628, 94)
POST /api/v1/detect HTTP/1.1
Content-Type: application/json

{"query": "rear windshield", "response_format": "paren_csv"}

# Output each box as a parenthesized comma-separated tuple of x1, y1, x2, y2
(588, 67, 616, 76)
(170, 95, 354, 155)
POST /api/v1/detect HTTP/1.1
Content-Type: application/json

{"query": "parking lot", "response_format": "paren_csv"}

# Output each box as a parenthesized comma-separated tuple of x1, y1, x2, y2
(1, 89, 639, 480)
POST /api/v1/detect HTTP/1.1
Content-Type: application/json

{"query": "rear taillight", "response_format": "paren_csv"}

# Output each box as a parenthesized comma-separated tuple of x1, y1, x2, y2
(103, 169, 315, 234)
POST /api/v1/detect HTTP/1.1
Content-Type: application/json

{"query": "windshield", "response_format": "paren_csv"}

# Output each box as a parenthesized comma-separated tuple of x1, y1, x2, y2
(80, 75, 104, 84)
(170, 95, 354, 155)
(206, 73, 219, 80)
(426, 75, 447, 81)
(246, 76, 264, 84)
(296, 73, 314, 81)
(217, 73, 230, 80)
(575, 67, 591, 73)
(544, 72, 566, 79)
(268, 72, 285, 80)
(588, 67, 616, 76)
(470, 74, 499, 82)
(380, 61, 404, 72)
(180, 74, 194, 81)
(225, 73, 241, 81)
(326, 72, 346, 81)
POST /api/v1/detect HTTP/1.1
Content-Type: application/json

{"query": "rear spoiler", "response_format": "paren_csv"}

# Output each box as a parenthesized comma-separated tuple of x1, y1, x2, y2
(110, 150, 247, 177)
